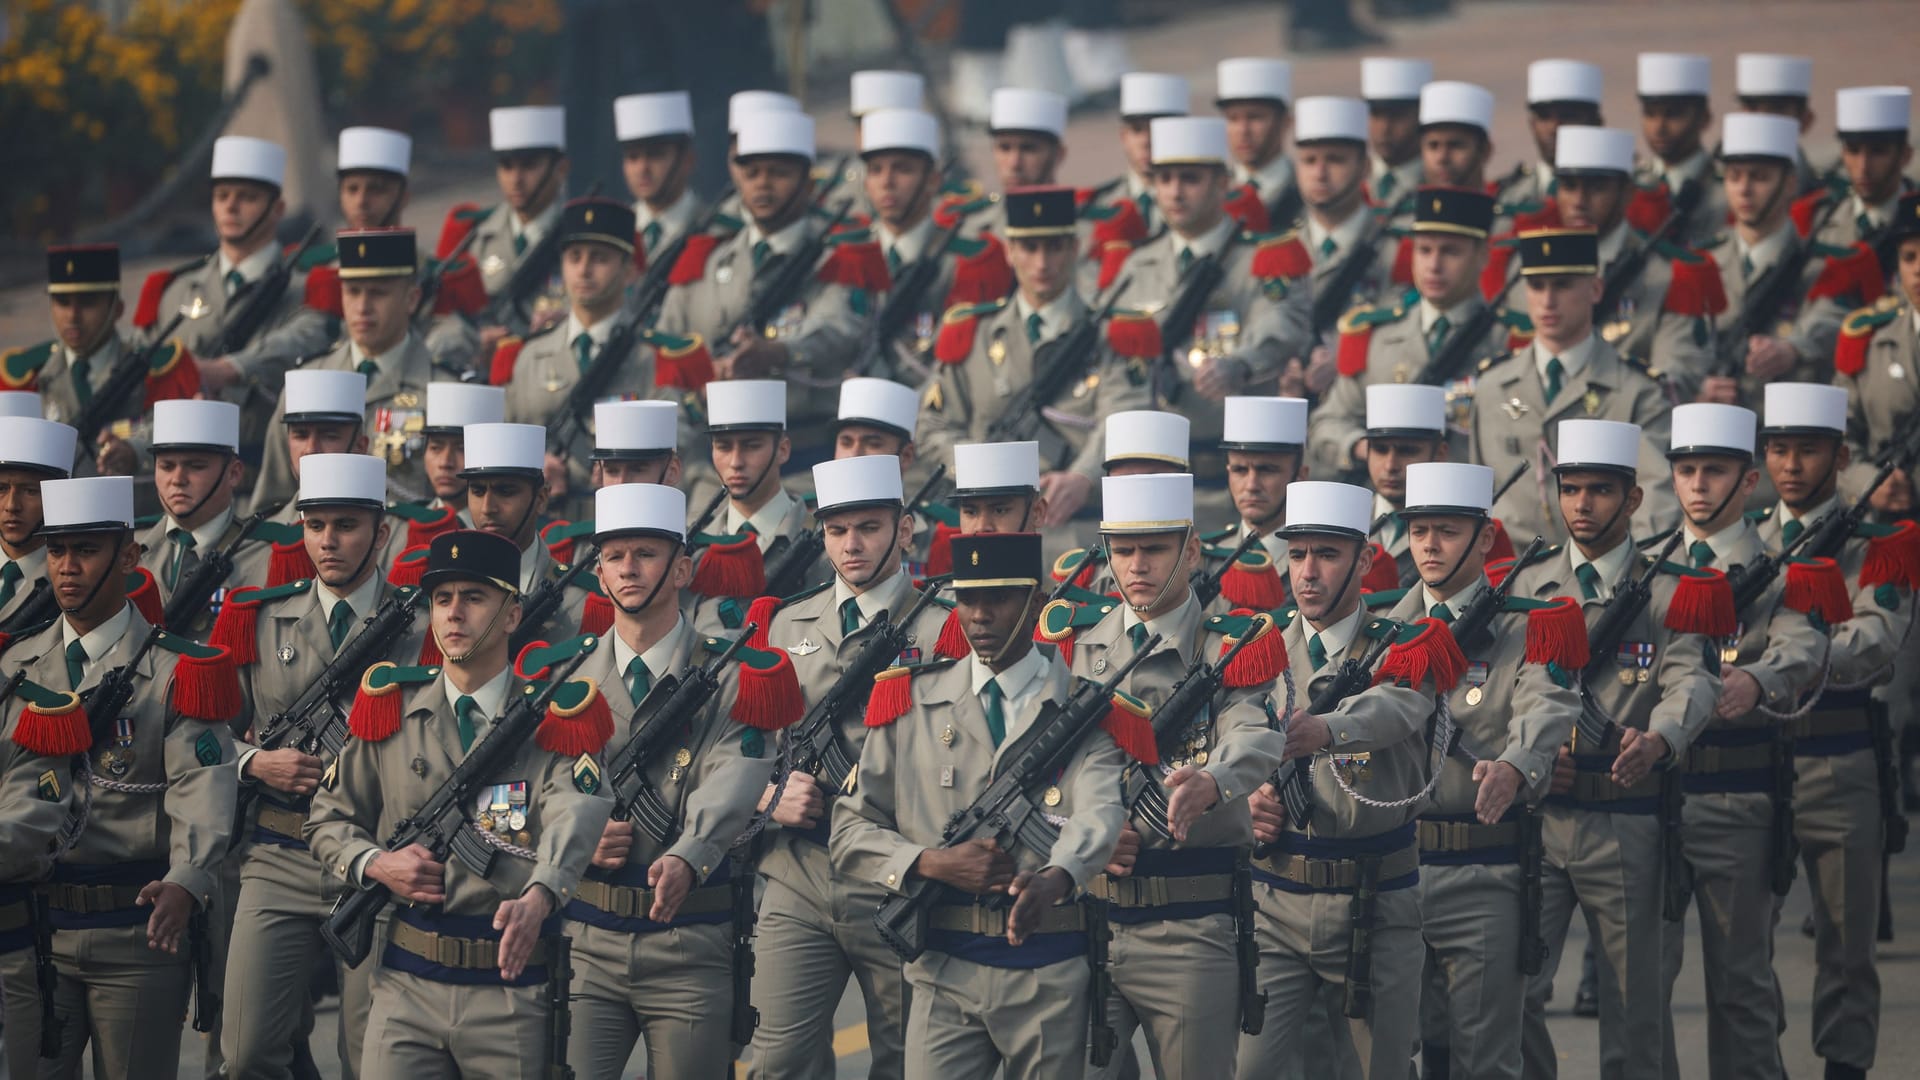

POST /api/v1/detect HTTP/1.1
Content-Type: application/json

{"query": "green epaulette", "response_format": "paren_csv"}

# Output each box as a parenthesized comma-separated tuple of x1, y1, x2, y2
(1037, 595, 1120, 639)
(1052, 583, 1113, 607)
(134, 513, 163, 530)
(1366, 615, 1419, 642)
(1498, 309, 1534, 334)
(544, 518, 597, 544)
(1653, 559, 1711, 577)
(1201, 609, 1287, 638)
(691, 530, 754, 549)
(366, 663, 442, 693)
(454, 204, 494, 225)
(698, 632, 788, 672)
(1652, 237, 1706, 264)
(1494, 194, 1546, 217)
(1514, 542, 1561, 569)
(247, 518, 303, 546)
(1079, 201, 1126, 222)
(241, 579, 314, 604)
(800, 491, 819, 510)
(1337, 291, 1415, 335)
(387, 501, 452, 524)
(1841, 298, 1903, 338)
(293, 242, 337, 272)
(1502, 595, 1558, 613)
(711, 211, 745, 234)
(152, 630, 224, 660)
(785, 579, 833, 606)
(939, 176, 985, 200)
(942, 233, 991, 259)
(1745, 506, 1775, 523)
(1853, 519, 1902, 540)
(918, 501, 958, 528)
(947, 297, 1010, 322)
(1199, 525, 1239, 544)
(1810, 240, 1857, 260)
(639, 327, 702, 354)
(1363, 587, 1409, 610)
(825, 226, 874, 246)
(519, 635, 601, 680)
(0, 341, 54, 389)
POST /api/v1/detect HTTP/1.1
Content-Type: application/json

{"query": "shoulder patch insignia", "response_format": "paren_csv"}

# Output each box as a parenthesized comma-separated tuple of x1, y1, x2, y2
(194, 729, 224, 767)
(572, 754, 602, 794)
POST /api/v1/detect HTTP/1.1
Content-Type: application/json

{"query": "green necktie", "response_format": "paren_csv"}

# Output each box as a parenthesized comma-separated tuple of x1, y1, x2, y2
(0, 561, 18, 609)
(886, 245, 903, 273)
(168, 528, 196, 589)
(626, 656, 652, 702)
(64, 639, 86, 690)
(1319, 236, 1338, 258)
(225, 269, 246, 296)
(642, 221, 663, 252)
(1740, 254, 1755, 280)
(1690, 540, 1715, 569)
(752, 239, 772, 270)
(454, 694, 478, 752)
(1392, 515, 1406, 542)
(327, 600, 356, 650)
(1782, 518, 1804, 548)
(840, 598, 862, 636)
(1544, 357, 1565, 405)
(1575, 562, 1603, 601)
(1376, 172, 1396, 200)
(1135, 191, 1154, 222)
(356, 358, 378, 379)
(1430, 602, 1453, 623)
(1177, 248, 1194, 276)
(1026, 312, 1044, 344)
(1128, 622, 1149, 652)
(573, 332, 594, 373)
(71, 355, 93, 407)
(1428, 315, 1451, 356)
(982, 677, 1006, 747)
(1856, 213, 1874, 240)
(513, 232, 528, 257)
(1307, 633, 1328, 671)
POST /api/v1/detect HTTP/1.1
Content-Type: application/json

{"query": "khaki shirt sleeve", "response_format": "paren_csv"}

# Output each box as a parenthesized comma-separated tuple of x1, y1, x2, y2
(1647, 629, 1721, 756)
(1309, 372, 1368, 476)
(248, 383, 298, 515)
(162, 713, 237, 905)
(524, 747, 612, 904)
(1785, 295, 1849, 383)
(915, 365, 970, 480)
(1744, 601, 1827, 710)
(829, 716, 923, 897)
(1647, 312, 1714, 403)
(1829, 581, 1913, 686)
(666, 692, 773, 882)
(232, 304, 333, 382)
(1071, 352, 1152, 480)
(1500, 658, 1579, 800)
(0, 744, 75, 881)
(1236, 279, 1312, 382)
(304, 733, 385, 886)
(785, 281, 867, 379)
(1200, 679, 1288, 806)
(1048, 734, 1127, 891)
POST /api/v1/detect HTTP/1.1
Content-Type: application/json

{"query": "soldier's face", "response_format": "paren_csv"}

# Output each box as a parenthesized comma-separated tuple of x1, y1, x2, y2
(1420, 126, 1489, 187)
(711, 432, 789, 502)
(424, 436, 466, 499)
(1107, 530, 1199, 615)
(1227, 450, 1299, 530)
(595, 456, 676, 490)
(1639, 99, 1709, 163)
(992, 133, 1064, 188)
(1412, 234, 1486, 307)
(1222, 102, 1288, 168)
(211, 181, 282, 246)
(1557, 471, 1641, 548)
(1526, 103, 1600, 162)
(1119, 119, 1155, 176)
(863, 150, 935, 229)
(957, 494, 1039, 534)
(338, 171, 406, 230)
(833, 425, 909, 462)
(342, 278, 418, 355)
(953, 585, 1039, 663)
(287, 422, 364, 475)
(1555, 175, 1627, 232)
(1407, 515, 1493, 588)
(431, 582, 520, 663)
(562, 243, 633, 312)
(1368, 437, 1444, 502)
(597, 534, 690, 615)
(1901, 239, 1920, 309)
(495, 151, 566, 214)
(1672, 454, 1758, 531)
(1286, 537, 1369, 624)
(1724, 161, 1792, 228)
(50, 293, 119, 354)
(1295, 143, 1364, 211)
(1368, 104, 1421, 166)
(1007, 235, 1075, 304)
(1763, 435, 1848, 509)
(1523, 274, 1601, 342)
(1151, 166, 1229, 234)
(621, 139, 691, 205)
(302, 508, 389, 589)
(47, 531, 135, 620)
(155, 451, 239, 526)
(1840, 138, 1914, 204)
(0, 469, 46, 551)
(822, 508, 911, 588)
(468, 476, 546, 547)
(735, 158, 809, 227)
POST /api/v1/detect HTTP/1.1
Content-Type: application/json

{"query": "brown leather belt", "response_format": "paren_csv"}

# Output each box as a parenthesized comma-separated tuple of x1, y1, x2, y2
(256, 804, 308, 839)
(573, 880, 732, 920)
(1417, 820, 1520, 853)
(389, 921, 549, 970)
(45, 883, 145, 915)
(927, 902, 1086, 936)
(1086, 872, 1234, 908)
(1684, 743, 1775, 774)
(1567, 773, 1661, 802)
(0, 899, 28, 933)
(1252, 842, 1420, 889)
(1788, 710, 1871, 740)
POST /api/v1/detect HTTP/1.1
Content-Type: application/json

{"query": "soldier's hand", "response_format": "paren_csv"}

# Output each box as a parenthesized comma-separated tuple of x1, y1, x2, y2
(479, 325, 511, 354)
(1006, 866, 1072, 946)
(1695, 376, 1741, 405)
(1472, 760, 1525, 825)
(727, 329, 790, 379)
(1278, 357, 1308, 399)
(1715, 667, 1762, 720)
(1283, 709, 1331, 760)
(1247, 783, 1286, 844)
(1611, 727, 1668, 788)
(369, 843, 447, 904)
(1104, 823, 1142, 878)
(770, 771, 825, 829)
(647, 855, 695, 922)
(1303, 344, 1339, 396)
(195, 356, 242, 395)
(1349, 437, 1370, 465)
(1036, 471, 1094, 528)
(916, 837, 1015, 894)
(543, 450, 570, 500)
(1869, 467, 1914, 515)
(1745, 335, 1798, 381)
(1551, 746, 1576, 796)
(1193, 356, 1249, 400)
(493, 884, 555, 981)
(592, 819, 635, 870)
(95, 432, 137, 476)
(136, 880, 193, 954)
(244, 748, 324, 795)
(1164, 765, 1221, 842)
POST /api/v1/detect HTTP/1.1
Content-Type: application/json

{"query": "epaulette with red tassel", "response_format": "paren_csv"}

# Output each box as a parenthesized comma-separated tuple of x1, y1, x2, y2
(1479, 241, 1518, 302)
(1250, 232, 1312, 281)
(1096, 240, 1136, 293)
(1334, 298, 1410, 377)
(1388, 234, 1414, 285)
(1834, 299, 1902, 378)
(1660, 565, 1738, 637)
(578, 589, 614, 638)
(1361, 543, 1402, 594)
(1510, 204, 1563, 233)
(1035, 594, 1120, 667)
(1789, 189, 1834, 239)
(128, 568, 164, 625)
(728, 638, 804, 730)
(689, 533, 767, 598)
(140, 340, 201, 407)
(10, 678, 91, 756)
(1624, 183, 1673, 236)
(935, 301, 1002, 364)
(944, 234, 1014, 307)
(1783, 557, 1855, 624)
(669, 233, 722, 285)
(1661, 250, 1728, 317)
(387, 544, 430, 587)
(1210, 549, 1288, 610)
(1859, 520, 1920, 590)
(741, 595, 784, 650)
(388, 502, 460, 550)
(1205, 610, 1287, 688)
(818, 238, 891, 292)
(1087, 198, 1147, 252)
(1372, 617, 1468, 692)
(266, 538, 317, 588)
(535, 676, 615, 756)
(646, 330, 716, 392)
(435, 202, 489, 259)
(1224, 184, 1271, 233)
(303, 263, 344, 318)
(1106, 311, 1163, 359)
(1486, 518, 1517, 565)
(1051, 547, 1102, 588)
(933, 605, 970, 660)
(209, 579, 313, 666)
(1519, 596, 1590, 669)
(1807, 242, 1886, 306)
(432, 255, 488, 317)
(541, 519, 589, 565)
(133, 268, 181, 330)
(1101, 690, 1159, 764)
(864, 663, 925, 727)
(158, 635, 242, 722)
(488, 336, 525, 388)
(923, 512, 961, 579)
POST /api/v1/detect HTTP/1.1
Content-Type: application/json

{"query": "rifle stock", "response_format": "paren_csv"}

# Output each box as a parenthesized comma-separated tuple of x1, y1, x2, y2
(213, 223, 322, 356)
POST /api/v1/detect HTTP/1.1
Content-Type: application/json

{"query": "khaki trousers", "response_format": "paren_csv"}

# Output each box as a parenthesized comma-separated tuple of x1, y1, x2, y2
(1792, 749, 1884, 1071)
(40, 923, 192, 1079)
(1420, 861, 1526, 1080)
(358, 965, 549, 1080)
(903, 951, 1090, 1080)
(565, 919, 735, 1080)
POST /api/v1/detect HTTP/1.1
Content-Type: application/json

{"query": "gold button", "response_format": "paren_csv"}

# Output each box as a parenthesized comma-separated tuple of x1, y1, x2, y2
(886, 873, 898, 886)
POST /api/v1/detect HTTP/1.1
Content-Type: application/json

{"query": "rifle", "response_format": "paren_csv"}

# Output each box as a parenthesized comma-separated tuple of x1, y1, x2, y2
(717, 201, 854, 357)
(682, 487, 733, 554)
(28, 890, 60, 1057)
(630, 184, 737, 327)
(1126, 619, 1271, 839)
(1519, 810, 1547, 974)
(983, 282, 1131, 445)
(1710, 193, 1844, 377)
(783, 579, 950, 795)
(72, 302, 201, 456)
(211, 223, 323, 357)
(1087, 897, 1117, 1066)
(604, 628, 754, 844)
(1659, 770, 1691, 922)
(905, 463, 949, 521)
(1407, 261, 1521, 389)
(544, 934, 575, 1079)
(1258, 630, 1398, 852)
(1596, 207, 1680, 326)
(1572, 530, 1686, 749)
(509, 546, 600, 655)
(1190, 527, 1264, 610)
(1343, 852, 1381, 1019)
(1157, 233, 1245, 369)
(1769, 732, 1800, 896)
(850, 199, 979, 378)
(161, 509, 276, 635)
(320, 636, 601, 966)
(1872, 701, 1910, 855)
(761, 530, 824, 601)
(872, 636, 1161, 962)
(548, 305, 650, 456)
(80, 624, 166, 749)
(729, 858, 760, 1046)
(413, 222, 479, 320)
(480, 183, 599, 332)
(0, 579, 59, 641)
(1447, 536, 1548, 649)
(1265, 181, 1304, 236)
(1311, 212, 1392, 339)
(189, 907, 221, 1033)
(1048, 546, 1105, 604)
(1232, 856, 1266, 1036)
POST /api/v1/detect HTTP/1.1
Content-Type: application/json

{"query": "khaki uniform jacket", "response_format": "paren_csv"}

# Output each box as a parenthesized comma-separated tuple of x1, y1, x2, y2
(501, 322, 695, 496)
(832, 651, 1127, 897)
(251, 333, 440, 513)
(1631, 164, 1732, 252)
(1701, 228, 1858, 406)
(1687, 521, 1828, 724)
(520, 539, 593, 644)
(34, 335, 144, 438)
(305, 669, 611, 916)
(1752, 505, 1914, 687)
(686, 490, 832, 638)
(0, 548, 51, 629)
(1836, 299, 1919, 499)
(1492, 163, 1552, 214)
(135, 512, 277, 638)
(0, 710, 79, 883)
(1468, 336, 1678, 545)
(4, 614, 236, 907)
(1385, 584, 1578, 810)
(1304, 217, 1401, 335)
(463, 203, 568, 318)
(916, 293, 1151, 485)
(1275, 610, 1437, 838)
(1061, 597, 1284, 849)
(1504, 544, 1721, 756)
(1807, 184, 1914, 253)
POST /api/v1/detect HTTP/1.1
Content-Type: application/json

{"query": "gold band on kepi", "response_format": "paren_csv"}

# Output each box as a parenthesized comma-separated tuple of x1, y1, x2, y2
(337, 228, 418, 279)
(1516, 228, 1599, 277)
(1002, 185, 1078, 238)
(46, 244, 120, 294)
(950, 532, 1043, 590)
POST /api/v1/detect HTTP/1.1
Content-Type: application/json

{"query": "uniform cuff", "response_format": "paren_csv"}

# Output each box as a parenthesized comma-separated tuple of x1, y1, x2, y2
(663, 839, 726, 885)
(1497, 747, 1554, 798)
(525, 865, 580, 906)
(236, 746, 261, 785)
(163, 865, 218, 910)
(343, 843, 381, 887)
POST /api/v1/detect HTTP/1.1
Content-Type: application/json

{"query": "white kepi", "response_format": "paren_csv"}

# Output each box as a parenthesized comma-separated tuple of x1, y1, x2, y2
(41, 475, 134, 535)
(814, 455, 904, 514)
(1667, 403, 1757, 458)
(1104, 411, 1191, 468)
(1553, 419, 1643, 475)
(296, 452, 387, 511)
(1101, 473, 1194, 533)
(594, 401, 678, 460)
(1759, 382, 1848, 435)
(0, 417, 78, 477)
(1277, 481, 1373, 538)
(954, 442, 1041, 496)
(151, 400, 240, 454)
(595, 483, 687, 542)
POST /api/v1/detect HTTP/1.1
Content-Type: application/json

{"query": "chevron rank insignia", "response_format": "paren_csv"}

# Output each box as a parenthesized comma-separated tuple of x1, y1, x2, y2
(572, 754, 602, 794)
(37, 769, 59, 801)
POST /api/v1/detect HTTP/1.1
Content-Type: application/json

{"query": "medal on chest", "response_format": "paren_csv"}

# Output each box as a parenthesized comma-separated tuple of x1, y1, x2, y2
(1461, 660, 1490, 707)
(100, 716, 136, 777)
(1332, 752, 1373, 785)
(1722, 621, 1745, 665)
(374, 405, 426, 466)
(1187, 309, 1240, 367)
(1616, 641, 1655, 685)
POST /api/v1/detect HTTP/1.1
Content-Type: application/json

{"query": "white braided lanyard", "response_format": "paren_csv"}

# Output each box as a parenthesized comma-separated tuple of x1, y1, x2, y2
(1317, 694, 1449, 811)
